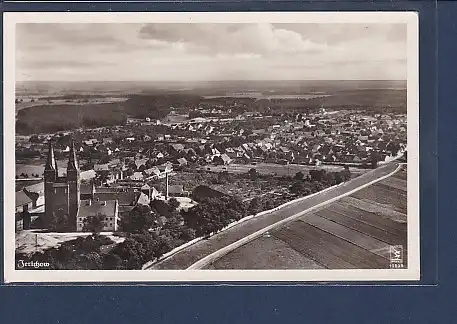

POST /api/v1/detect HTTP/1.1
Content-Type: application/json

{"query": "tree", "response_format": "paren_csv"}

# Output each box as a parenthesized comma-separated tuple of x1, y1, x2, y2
(29, 135, 40, 143)
(179, 227, 196, 241)
(120, 205, 155, 233)
(111, 237, 144, 269)
(49, 208, 70, 232)
(325, 172, 337, 185)
(248, 168, 258, 180)
(78, 252, 103, 270)
(340, 166, 351, 181)
(103, 253, 124, 270)
(83, 213, 105, 233)
(309, 169, 326, 182)
(167, 197, 180, 211)
(290, 181, 305, 195)
(248, 197, 262, 215)
(294, 171, 305, 181)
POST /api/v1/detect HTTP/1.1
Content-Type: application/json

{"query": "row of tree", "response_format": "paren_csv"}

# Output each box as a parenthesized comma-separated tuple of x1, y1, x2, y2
(289, 167, 351, 196)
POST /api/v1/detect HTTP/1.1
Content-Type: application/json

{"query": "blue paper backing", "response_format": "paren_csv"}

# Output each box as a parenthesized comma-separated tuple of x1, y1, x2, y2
(0, 0, 452, 322)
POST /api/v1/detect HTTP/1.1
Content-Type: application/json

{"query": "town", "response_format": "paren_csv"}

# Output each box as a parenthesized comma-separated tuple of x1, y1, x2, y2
(15, 94, 407, 270)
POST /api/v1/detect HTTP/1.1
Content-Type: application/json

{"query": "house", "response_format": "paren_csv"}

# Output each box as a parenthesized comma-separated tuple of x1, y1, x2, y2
(130, 172, 144, 181)
(80, 182, 96, 200)
(16, 191, 33, 214)
(94, 164, 122, 184)
(312, 144, 321, 153)
(23, 182, 45, 208)
(136, 192, 150, 206)
(177, 157, 188, 167)
(15, 191, 33, 231)
(84, 139, 98, 146)
(94, 164, 110, 172)
(220, 153, 232, 165)
(77, 199, 119, 232)
(170, 143, 185, 152)
(168, 185, 188, 197)
(134, 159, 148, 170)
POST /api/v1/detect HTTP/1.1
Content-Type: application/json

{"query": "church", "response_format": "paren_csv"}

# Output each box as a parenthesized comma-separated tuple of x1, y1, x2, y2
(44, 141, 119, 232)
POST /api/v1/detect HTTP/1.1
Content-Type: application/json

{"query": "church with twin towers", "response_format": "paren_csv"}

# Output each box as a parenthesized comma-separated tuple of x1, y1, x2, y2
(44, 141, 81, 231)
(44, 140, 119, 232)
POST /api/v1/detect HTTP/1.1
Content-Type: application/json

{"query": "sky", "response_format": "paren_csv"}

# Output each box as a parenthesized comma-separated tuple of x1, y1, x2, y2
(16, 23, 407, 82)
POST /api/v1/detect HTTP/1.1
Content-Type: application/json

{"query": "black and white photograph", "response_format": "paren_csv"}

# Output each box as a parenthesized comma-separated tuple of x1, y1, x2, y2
(4, 12, 419, 282)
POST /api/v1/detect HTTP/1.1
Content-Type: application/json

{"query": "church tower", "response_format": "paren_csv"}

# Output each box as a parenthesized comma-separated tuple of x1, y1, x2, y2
(44, 142, 57, 227)
(67, 140, 80, 230)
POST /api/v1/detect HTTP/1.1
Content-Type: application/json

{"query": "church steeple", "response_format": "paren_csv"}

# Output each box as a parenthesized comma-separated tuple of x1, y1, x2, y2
(45, 142, 56, 171)
(67, 140, 79, 172)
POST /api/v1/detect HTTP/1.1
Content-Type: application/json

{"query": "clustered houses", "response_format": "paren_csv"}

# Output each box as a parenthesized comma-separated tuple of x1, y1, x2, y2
(16, 110, 406, 181)
(15, 104, 406, 232)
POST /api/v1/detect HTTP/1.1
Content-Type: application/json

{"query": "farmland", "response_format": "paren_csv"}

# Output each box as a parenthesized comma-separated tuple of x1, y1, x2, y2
(149, 162, 400, 270)
(203, 163, 368, 178)
(208, 165, 408, 270)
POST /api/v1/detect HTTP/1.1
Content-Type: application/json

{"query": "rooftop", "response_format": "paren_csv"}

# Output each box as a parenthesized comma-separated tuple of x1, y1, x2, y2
(78, 199, 117, 218)
(16, 190, 33, 207)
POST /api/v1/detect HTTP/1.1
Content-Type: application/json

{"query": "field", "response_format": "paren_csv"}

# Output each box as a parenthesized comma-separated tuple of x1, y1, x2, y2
(204, 163, 368, 177)
(15, 97, 127, 113)
(16, 160, 68, 177)
(154, 170, 293, 202)
(207, 236, 324, 270)
(208, 165, 408, 269)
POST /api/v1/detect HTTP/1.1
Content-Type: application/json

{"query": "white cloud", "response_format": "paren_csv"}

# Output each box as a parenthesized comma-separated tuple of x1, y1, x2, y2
(16, 23, 407, 81)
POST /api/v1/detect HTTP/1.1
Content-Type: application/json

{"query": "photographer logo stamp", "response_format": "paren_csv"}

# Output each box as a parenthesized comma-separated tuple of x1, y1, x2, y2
(389, 245, 404, 268)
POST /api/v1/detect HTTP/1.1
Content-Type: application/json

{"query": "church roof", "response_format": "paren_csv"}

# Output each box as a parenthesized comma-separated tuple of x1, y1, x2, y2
(44, 142, 56, 171)
(67, 140, 79, 172)
(78, 199, 117, 218)
(93, 191, 138, 206)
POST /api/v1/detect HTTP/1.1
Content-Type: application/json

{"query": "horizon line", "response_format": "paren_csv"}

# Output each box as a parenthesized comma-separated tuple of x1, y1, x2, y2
(17, 79, 407, 83)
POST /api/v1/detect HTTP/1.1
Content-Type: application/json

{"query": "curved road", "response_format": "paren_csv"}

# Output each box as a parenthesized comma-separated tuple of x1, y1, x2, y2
(148, 162, 399, 270)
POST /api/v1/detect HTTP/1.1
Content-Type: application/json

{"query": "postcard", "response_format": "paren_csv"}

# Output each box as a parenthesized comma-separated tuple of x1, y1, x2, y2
(4, 11, 419, 282)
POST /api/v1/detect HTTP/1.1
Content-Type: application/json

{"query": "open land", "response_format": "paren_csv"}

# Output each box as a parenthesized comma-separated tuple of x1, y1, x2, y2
(149, 162, 401, 270)
(207, 165, 407, 269)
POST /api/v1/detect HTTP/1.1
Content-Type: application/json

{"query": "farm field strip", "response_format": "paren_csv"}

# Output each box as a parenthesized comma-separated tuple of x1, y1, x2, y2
(208, 236, 325, 270)
(274, 222, 389, 269)
(341, 196, 407, 224)
(376, 182, 408, 196)
(326, 201, 407, 235)
(273, 226, 357, 269)
(353, 198, 407, 222)
(355, 182, 408, 202)
(298, 215, 391, 258)
(392, 170, 407, 181)
(313, 209, 404, 245)
(350, 187, 407, 214)
(378, 177, 407, 192)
